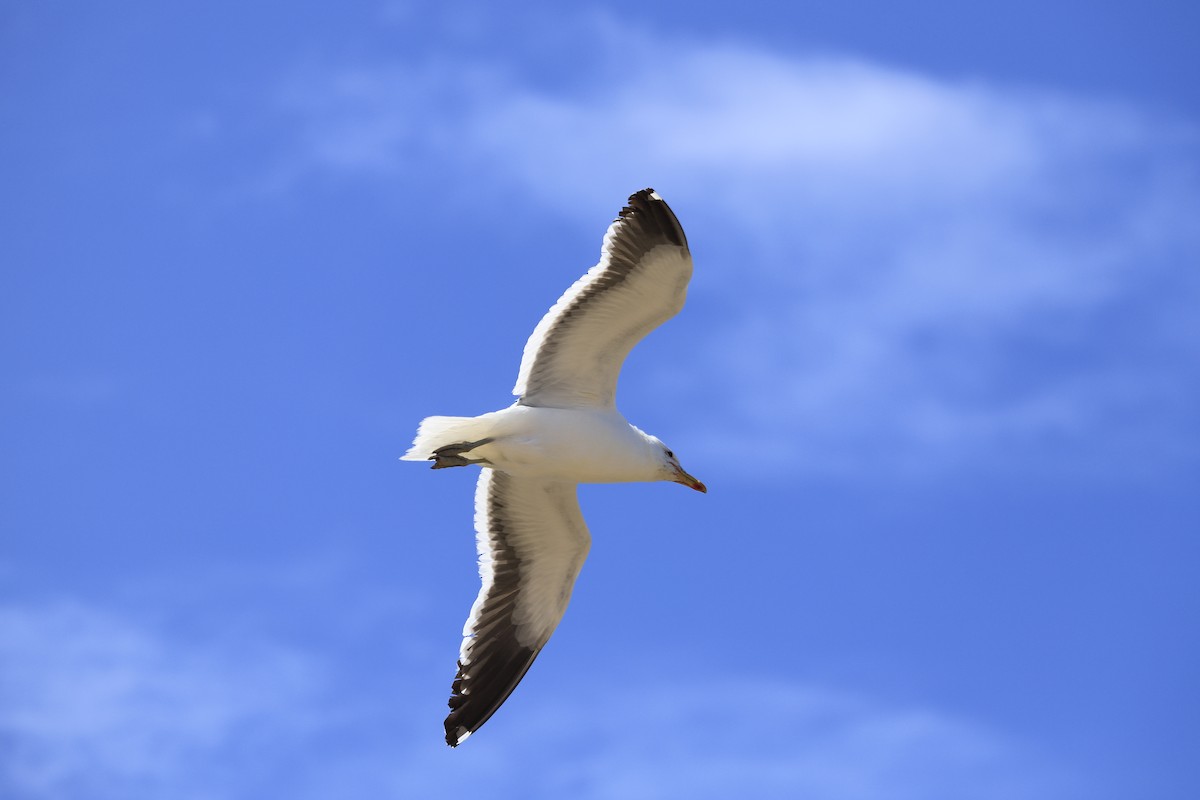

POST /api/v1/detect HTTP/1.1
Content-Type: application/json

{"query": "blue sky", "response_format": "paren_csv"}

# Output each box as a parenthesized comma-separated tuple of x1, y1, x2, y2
(3, 1, 1198, 797)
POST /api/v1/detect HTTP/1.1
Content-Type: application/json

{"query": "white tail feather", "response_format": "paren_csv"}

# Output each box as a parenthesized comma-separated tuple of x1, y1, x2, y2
(401, 415, 492, 461)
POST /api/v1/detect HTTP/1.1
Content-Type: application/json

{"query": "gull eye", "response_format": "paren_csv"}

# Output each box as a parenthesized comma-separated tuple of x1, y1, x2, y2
(665, 449, 674, 458)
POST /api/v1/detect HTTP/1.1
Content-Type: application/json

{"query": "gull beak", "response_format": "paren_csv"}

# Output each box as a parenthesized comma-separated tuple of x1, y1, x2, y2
(673, 466, 707, 493)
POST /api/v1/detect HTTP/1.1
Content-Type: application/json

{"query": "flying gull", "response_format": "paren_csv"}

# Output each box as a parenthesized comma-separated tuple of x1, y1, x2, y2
(402, 188, 706, 746)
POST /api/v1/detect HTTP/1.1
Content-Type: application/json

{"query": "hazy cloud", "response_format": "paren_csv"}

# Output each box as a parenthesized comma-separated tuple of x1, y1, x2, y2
(272, 21, 1200, 478)
(389, 678, 1084, 800)
(0, 599, 1086, 799)
(0, 601, 323, 799)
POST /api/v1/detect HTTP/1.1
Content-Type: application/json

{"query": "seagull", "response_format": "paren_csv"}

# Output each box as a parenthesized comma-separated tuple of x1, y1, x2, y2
(402, 188, 706, 747)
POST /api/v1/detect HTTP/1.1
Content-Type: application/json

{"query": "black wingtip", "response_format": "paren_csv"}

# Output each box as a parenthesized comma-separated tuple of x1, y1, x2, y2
(622, 188, 659, 215)
(443, 644, 542, 748)
(618, 188, 688, 249)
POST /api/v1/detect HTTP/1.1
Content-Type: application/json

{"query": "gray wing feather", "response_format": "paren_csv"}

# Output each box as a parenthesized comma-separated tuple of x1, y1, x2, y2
(444, 469, 590, 746)
(513, 189, 693, 409)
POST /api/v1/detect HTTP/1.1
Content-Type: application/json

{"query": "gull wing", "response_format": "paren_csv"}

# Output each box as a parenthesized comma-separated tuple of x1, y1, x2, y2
(444, 469, 591, 746)
(513, 189, 693, 410)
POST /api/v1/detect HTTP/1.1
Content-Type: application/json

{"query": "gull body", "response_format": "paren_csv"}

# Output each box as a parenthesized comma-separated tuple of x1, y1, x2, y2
(408, 404, 684, 484)
(402, 189, 704, 746)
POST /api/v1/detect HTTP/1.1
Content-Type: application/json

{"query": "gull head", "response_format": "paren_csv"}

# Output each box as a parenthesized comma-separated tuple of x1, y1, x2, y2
(650, 438, 706, 493)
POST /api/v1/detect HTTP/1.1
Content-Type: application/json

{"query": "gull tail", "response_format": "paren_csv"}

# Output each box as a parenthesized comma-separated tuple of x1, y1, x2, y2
(401, 415, 494, 461)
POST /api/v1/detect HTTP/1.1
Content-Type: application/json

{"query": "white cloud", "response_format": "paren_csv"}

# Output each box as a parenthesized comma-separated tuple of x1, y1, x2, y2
(0, 598, 1087, 799)
(271, 21, 1200, 478)
(390, 678, 1085, 800)
(0, 601, 323, 799)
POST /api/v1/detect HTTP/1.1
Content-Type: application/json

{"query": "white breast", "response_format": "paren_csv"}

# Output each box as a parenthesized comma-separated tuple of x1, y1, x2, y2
(469, 405, 657, 483)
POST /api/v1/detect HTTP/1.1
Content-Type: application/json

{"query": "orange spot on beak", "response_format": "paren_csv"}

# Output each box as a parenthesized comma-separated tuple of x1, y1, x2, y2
(674, 468, 707, 493)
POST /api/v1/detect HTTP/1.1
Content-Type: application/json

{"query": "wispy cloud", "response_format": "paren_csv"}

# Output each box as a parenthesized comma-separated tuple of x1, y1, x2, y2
(270, 18, 1200, 478)
(391, 677, 1085, 800)
(0, 597, 1087, 799)
(0, 601, 323, 799)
